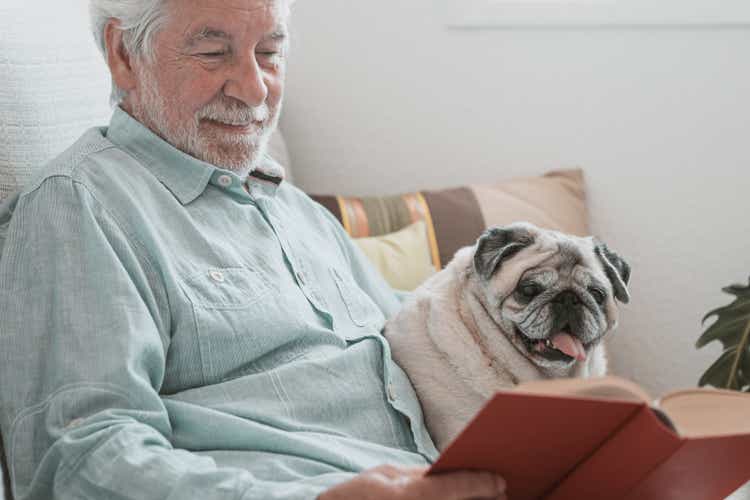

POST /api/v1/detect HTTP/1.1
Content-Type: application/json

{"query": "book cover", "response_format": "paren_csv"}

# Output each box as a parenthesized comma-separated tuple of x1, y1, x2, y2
(427, 377, 750, 500)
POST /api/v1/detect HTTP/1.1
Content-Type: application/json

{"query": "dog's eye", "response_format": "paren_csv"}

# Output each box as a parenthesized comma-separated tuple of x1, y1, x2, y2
(519, 283, 543, 299)
(589, 287, 606, 305)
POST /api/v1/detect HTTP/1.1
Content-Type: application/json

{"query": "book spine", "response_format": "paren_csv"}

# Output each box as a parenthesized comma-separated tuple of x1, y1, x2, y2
(543, 405, 682, 499)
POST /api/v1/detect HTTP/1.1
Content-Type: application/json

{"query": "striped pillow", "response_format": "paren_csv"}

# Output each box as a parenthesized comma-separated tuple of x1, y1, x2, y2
(311, 169, 589, 271)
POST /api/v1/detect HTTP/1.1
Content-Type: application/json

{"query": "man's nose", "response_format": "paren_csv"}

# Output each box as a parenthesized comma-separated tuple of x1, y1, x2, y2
(223, 56, 268, 107)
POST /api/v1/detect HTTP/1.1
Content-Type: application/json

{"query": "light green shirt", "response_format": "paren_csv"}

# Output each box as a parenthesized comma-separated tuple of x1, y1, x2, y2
(0, 108, 438, 500)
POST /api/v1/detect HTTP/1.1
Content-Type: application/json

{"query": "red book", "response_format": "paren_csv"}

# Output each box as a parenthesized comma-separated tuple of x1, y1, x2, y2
(427, 376, 750, 500)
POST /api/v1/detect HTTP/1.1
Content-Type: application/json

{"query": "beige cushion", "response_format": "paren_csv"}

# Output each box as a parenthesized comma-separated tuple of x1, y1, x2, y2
(268, 130, 292, 181)
(472, 169, 588, 237)
(354, 221, 436, 291)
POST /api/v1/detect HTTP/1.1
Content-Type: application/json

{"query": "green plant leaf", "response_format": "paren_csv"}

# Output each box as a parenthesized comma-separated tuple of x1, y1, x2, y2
(697, 280, 750, 349)
(699, 348, 741, 389)
(696, 277, 750, 392)
(743, 353, 750, 390)
(696, 316, 747, 350)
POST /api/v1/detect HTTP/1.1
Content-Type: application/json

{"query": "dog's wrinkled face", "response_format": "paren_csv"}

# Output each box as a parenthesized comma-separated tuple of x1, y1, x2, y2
(471, 222, 631, 372)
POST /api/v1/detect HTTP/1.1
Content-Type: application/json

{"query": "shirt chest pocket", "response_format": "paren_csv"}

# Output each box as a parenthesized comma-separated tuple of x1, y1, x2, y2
(181, 267, 272, 309)
(330, 267, 386, 330)
(178, 267, 301, 383)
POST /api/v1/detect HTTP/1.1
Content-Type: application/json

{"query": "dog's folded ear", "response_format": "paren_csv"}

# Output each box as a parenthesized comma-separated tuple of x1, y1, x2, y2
(474, 225, 535, 281)
(594, 240, 631, 304)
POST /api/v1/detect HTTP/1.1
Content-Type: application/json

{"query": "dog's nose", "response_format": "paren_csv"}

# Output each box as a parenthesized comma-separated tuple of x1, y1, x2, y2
(553, 290, 580, 306)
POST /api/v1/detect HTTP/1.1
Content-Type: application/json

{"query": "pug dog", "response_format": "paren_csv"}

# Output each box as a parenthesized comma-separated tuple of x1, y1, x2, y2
(384, 222, 631, 450)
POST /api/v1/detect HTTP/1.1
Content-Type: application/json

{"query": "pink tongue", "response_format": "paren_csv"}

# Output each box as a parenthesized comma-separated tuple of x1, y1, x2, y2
(551, 333, 587, 361)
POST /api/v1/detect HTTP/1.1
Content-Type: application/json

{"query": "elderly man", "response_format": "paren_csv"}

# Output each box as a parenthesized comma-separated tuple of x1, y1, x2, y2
(0, 1, 508, 499)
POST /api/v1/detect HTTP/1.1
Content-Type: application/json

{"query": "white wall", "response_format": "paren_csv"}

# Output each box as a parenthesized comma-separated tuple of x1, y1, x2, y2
(281, 0, 750, 397)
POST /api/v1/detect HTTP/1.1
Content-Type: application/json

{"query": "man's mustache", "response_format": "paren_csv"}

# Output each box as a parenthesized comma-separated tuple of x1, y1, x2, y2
(196, 99, 270, 126)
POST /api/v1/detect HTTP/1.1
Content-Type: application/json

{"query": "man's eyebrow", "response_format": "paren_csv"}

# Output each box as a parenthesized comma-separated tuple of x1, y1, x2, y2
(186, 26, 286, 45)
(186, 27, 233, 45)
(263, 28, 288, 42)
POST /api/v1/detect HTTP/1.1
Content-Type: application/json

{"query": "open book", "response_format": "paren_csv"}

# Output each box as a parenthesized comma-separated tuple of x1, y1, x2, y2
(427, 376, 750, 500)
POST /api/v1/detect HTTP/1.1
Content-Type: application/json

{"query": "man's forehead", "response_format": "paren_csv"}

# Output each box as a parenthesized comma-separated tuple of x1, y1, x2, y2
(166, 0, 290, 31)
(163, 0, 290, 44)
(167, 0, 291, 13)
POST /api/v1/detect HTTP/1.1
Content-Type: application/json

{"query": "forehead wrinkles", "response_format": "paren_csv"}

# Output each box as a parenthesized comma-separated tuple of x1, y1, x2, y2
(556, 241, 584, 267)
(165, 0, 289, 38)
(533, 243, 581, 276)
(526, 241, 609, 288)
(183, 0, 289, 18)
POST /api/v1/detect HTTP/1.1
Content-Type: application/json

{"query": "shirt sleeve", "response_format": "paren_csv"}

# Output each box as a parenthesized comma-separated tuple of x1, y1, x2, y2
(0, 176, 352, 500)
(312, 200, 404, 320)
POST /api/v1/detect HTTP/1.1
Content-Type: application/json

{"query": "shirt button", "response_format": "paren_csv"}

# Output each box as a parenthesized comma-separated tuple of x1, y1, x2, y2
(387, 383, 396, 401)
(66, 418, 83, 429)
(218, 175, 232, 187)
(209, 270, 225, 283)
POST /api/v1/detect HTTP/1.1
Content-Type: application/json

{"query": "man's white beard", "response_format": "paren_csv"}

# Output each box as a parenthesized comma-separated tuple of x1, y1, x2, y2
(130, 66, 279, 179)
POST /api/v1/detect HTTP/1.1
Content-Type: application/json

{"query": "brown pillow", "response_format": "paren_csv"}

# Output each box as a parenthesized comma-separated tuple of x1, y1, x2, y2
(310, 169, 589, 270)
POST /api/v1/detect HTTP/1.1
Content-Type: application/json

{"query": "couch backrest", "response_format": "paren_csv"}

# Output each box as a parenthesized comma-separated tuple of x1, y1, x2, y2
(0, 434, 8, 500)
(1, 2, 110, 497)
(0, 1, 112, 203)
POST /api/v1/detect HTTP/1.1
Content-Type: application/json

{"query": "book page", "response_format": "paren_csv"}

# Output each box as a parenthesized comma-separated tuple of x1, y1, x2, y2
(657, 389, 750, 438)
(515, 376, 652, 403)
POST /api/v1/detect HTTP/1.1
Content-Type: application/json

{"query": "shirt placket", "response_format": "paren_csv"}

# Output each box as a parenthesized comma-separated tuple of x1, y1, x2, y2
(246, 178, 435, 460)
(246, 181, 334, 329)
(376, 335, 441, 461)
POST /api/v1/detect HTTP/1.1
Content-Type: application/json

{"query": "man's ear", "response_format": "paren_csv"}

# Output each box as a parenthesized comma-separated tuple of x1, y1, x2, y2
(594, 239, 631, 304)
(104, 19, 137, 98)
(473, 225, 535, 281)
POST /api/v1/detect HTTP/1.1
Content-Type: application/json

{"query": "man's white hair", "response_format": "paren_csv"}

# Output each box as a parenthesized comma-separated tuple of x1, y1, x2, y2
(90, 0, 168, 105)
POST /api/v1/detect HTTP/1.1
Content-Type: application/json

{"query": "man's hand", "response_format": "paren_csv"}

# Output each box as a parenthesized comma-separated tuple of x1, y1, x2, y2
(319, 464, 507, 500)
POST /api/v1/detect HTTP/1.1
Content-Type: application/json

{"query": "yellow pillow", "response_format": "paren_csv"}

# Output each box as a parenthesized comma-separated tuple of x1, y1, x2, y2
(354, 220, 437, 291)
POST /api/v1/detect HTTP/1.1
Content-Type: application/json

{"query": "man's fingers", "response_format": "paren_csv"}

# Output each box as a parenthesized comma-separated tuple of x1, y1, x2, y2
(418, 471, 506, 500)
(399, 465, 430, 478)
(369, 464, 427, 480)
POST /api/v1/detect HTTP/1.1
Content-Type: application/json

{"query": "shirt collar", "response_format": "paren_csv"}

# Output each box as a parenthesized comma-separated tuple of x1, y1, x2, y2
(105, 107, 285, 205)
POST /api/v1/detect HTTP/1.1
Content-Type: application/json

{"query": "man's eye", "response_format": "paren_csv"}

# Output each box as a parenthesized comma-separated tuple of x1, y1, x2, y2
(199, 52, 227, 57)
(257, 51, 279, 57)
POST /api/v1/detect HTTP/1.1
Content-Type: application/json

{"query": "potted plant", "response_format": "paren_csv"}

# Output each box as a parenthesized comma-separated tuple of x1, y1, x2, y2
(697, 277, 750, 392)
